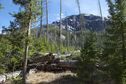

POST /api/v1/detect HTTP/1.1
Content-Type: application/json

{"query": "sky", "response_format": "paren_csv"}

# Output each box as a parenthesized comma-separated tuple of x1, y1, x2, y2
(0, 0, 109, 32)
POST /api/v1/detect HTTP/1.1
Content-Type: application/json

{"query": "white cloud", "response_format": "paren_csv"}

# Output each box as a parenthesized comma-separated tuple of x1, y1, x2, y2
(56, 13, 66, 20)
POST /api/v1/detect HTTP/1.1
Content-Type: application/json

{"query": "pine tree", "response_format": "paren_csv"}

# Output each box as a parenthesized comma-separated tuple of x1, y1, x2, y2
(1, 21, 25, 76)
(12, 0, 42, 83)
(0, 35, 11, 74)
(102, 0, 126, 84)
(77, 31, 98, 84)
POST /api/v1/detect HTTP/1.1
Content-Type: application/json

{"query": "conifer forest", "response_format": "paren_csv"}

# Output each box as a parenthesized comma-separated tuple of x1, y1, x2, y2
(0, 0, 126, 84)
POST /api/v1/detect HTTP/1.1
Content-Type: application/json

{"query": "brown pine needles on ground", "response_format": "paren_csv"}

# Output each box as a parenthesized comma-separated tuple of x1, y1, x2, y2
(26, 71, 78, 84)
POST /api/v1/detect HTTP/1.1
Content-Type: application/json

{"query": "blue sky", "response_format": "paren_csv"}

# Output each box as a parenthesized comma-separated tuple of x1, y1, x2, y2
(0, 0, 109, 32)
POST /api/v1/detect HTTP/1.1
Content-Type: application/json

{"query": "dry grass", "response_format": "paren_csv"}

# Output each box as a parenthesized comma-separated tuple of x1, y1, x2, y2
(26, 71, 78, 84)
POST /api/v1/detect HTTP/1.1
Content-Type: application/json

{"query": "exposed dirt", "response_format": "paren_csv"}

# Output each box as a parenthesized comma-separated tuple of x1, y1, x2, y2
(26, 71, 78, 84)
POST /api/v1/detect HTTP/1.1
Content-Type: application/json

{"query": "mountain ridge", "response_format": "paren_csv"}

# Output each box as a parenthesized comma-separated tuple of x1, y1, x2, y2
(52, 14, 105, 31)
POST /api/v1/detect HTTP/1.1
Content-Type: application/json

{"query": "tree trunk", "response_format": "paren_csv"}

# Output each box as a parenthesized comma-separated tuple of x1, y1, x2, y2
(22, 19, 31, 84)
(59, 0, 62, 52)
(76, 0, 84, 47)
(38, 0, 43, 38)
(46, 0, 48, 42)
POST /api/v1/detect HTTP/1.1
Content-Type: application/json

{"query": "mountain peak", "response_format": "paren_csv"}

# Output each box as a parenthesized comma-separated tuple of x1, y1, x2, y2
(52, 14, 105, 31)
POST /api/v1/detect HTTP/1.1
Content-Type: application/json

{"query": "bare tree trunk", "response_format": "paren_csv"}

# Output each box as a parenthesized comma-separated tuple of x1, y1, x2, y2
(46, 0, 48, 42)
(98, 0, 104, 50)
(66, 15, 70, 52)
(38, 0, 43, 38)
(76, 0, 81, 15)
(98, 0, 103, 20)
(59, 0, 62, 52)
(73, 15, 77, 49)
(76, 0, 84, 47)
(23, 19, 31, 84)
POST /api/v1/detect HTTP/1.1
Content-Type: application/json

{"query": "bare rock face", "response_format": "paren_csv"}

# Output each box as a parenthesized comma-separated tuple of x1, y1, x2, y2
(52, 14, 105, 31)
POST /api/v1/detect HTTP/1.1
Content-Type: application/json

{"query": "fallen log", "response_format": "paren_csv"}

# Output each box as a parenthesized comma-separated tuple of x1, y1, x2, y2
(27, 53, 78, 72)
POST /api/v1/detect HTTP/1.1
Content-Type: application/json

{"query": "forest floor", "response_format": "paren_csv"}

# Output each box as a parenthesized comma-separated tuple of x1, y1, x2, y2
(26, 71, 78, 84)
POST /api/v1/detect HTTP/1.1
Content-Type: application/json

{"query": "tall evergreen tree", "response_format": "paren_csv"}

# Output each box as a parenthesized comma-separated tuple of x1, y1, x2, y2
(2, 21, 24, 73)
(12, 0, 42, 83)
(77, 31, 98, 84)
(102, 0, 126, 83)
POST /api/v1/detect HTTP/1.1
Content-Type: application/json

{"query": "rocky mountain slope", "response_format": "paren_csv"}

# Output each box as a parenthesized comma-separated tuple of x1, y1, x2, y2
(52, 14, 105, 31)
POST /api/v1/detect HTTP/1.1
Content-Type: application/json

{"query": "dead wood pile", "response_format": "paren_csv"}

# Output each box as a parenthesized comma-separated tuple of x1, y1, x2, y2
(27, 53, 77, 72)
